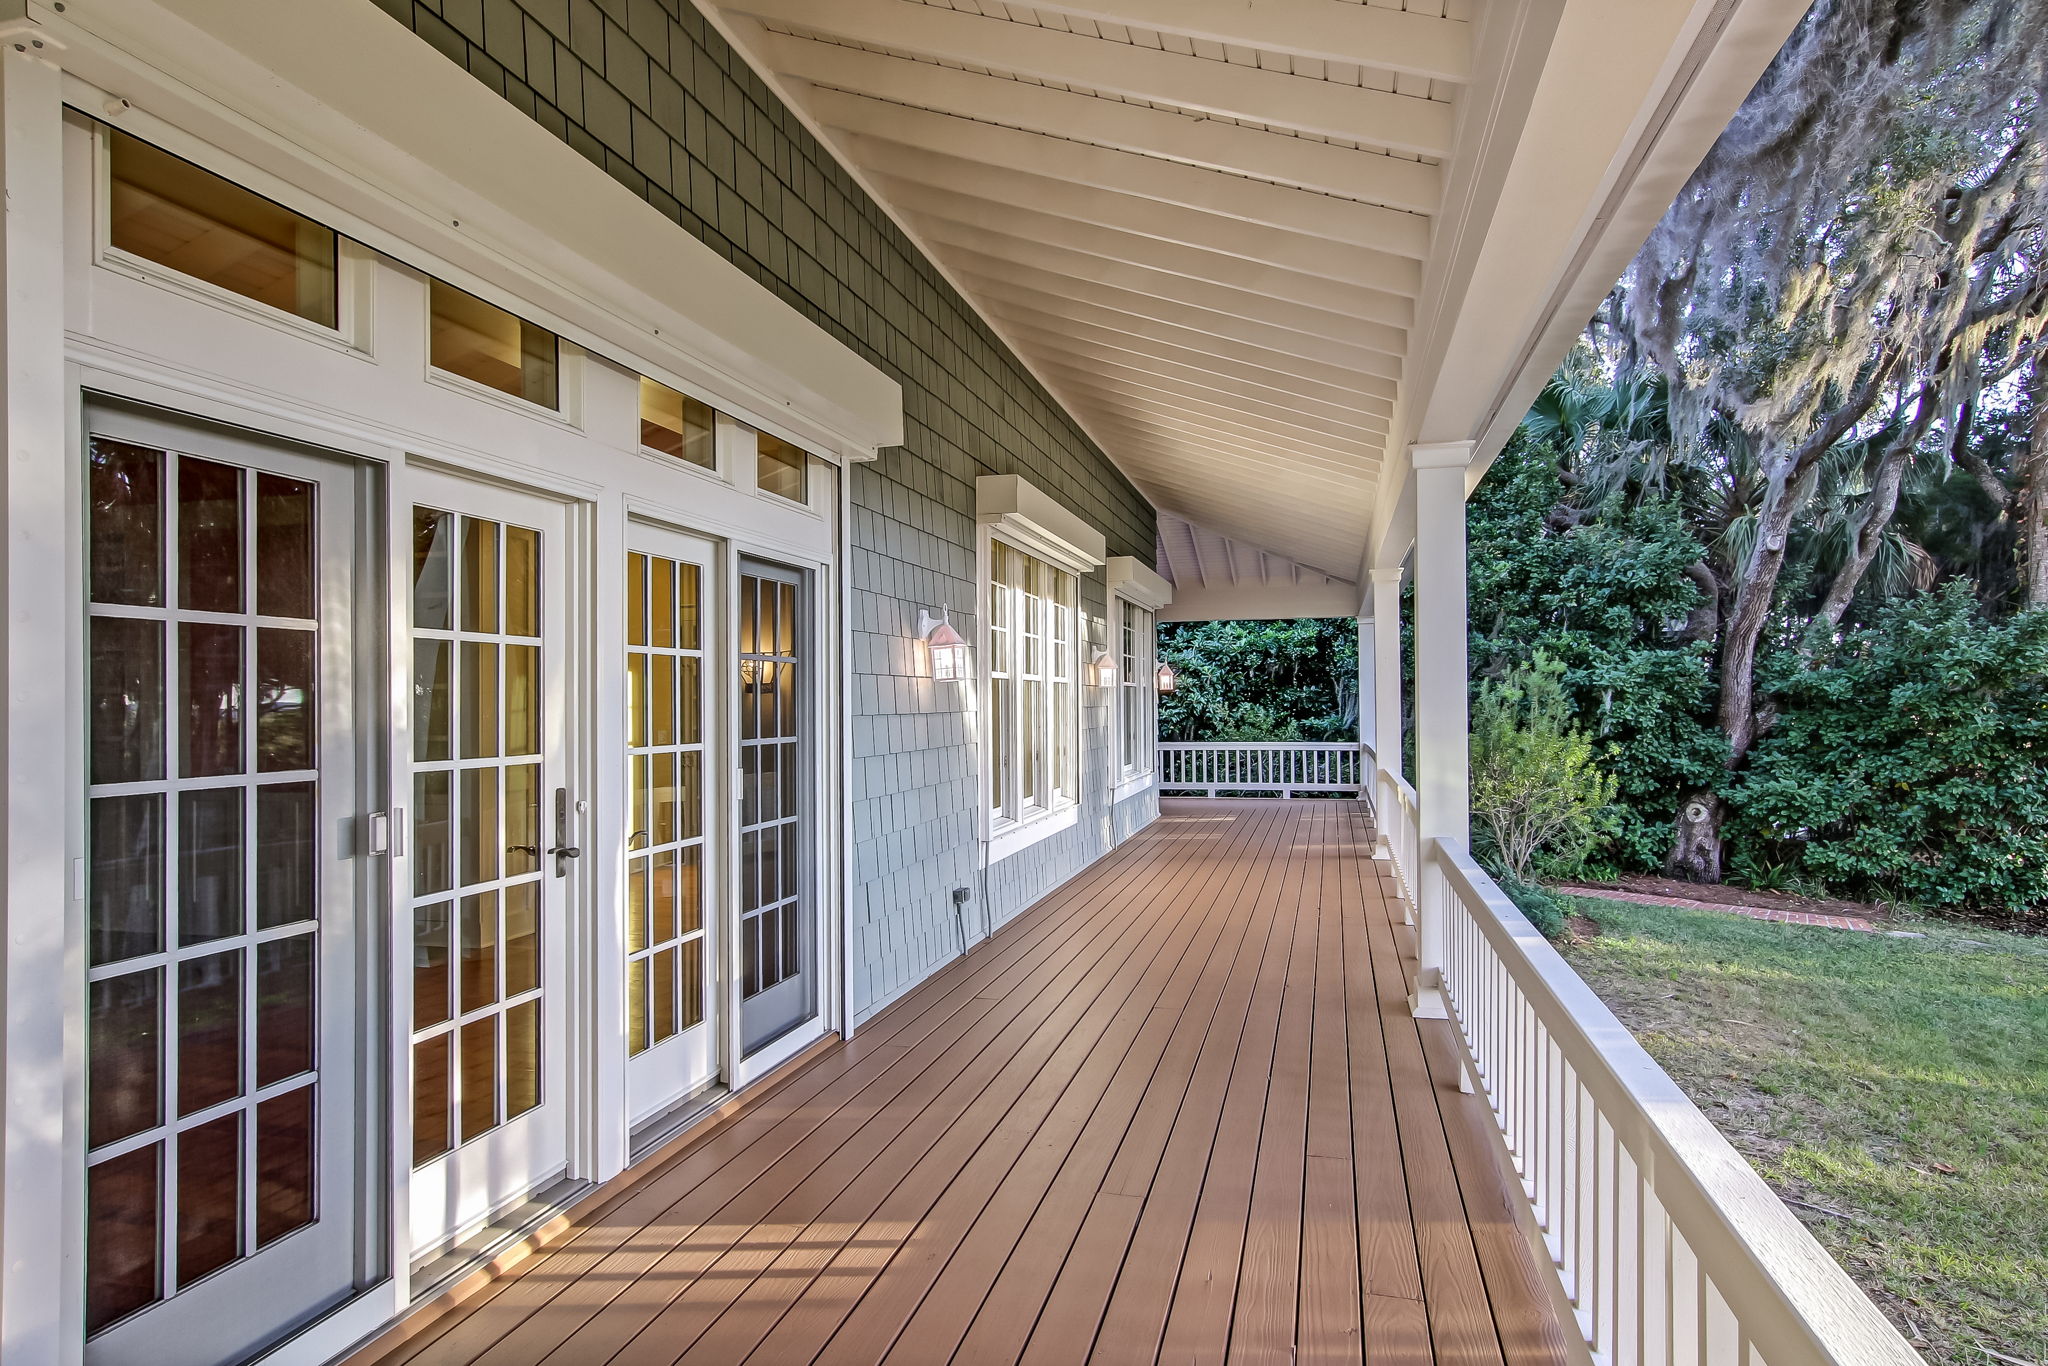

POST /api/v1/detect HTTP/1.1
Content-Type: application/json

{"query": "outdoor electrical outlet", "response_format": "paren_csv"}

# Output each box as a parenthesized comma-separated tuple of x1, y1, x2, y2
(952, 887, 972, 907)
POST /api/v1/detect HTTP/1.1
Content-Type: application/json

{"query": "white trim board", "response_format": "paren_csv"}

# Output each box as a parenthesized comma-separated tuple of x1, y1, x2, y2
(975, 473, 1107, 573)
(39, 0, 903, 466)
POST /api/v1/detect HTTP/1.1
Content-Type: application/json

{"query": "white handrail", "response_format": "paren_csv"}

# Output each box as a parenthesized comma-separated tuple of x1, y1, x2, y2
(1423, 837, 1921, 1366)
(1156, 741, 1366, 798)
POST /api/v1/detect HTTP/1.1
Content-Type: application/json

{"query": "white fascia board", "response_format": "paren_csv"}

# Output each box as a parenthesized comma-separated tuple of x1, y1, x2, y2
(1158, 578, 1361, 622)
(976, 474, 1108, 571)
(52, 0, 903, 463)
(1107, 556, 1174, 611)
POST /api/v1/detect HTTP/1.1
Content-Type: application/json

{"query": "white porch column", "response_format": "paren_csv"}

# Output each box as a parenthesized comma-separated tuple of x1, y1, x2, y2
(1354, 613, 1375, 753)
(1368, 567, 1403, 786)
(1409, 441, 1475, 1019)
(0, 25, 74, 1363)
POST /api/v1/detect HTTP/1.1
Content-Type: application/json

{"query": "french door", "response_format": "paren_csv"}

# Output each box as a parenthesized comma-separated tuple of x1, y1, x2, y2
(736, 559, 814, 1056)
(622, 526, 719, 1124)
(404, 472, 573, 1257)
(82, 405, 368, 1365)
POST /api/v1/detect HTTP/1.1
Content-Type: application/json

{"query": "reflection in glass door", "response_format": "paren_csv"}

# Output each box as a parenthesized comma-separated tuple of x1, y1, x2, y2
(405, 477, 568, 1256)
(82, 410, 365, 1366)
(736, 560, 812, 1055)
(623, 531, 717, 1123)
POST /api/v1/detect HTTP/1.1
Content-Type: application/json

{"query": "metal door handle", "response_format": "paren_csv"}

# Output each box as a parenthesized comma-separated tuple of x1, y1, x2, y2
(552, 787, 579, 876)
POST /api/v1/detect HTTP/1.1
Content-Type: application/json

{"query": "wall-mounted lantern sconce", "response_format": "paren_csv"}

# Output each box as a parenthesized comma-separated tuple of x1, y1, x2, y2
(1089, 650, 1116, 688)
(918, 606, 970, 681)
(741, 657, 778, 691)
(1155, 661, 1177, 693)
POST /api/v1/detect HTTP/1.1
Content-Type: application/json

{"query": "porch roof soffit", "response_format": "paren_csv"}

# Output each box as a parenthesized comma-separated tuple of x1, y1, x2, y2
(684, 0, 1810, 580)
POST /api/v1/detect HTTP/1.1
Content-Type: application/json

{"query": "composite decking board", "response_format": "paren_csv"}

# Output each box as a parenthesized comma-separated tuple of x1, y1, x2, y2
(355, 802, 1571, 1366)
(1300, 814, 1366, 1364)
(1338, 823, 1428, 1308)
(779, 806, 1295, 1366)
(540, 808, 1245, 1366)
(1418, 1021, 1576, 1366)
(367, 814, 1189, 1366)
(1152, 804, 1319, 1365)
(900, 801, 1295, 1365)
(1012, 807, 1301, 1366)
(1079, 806, 1314, 1366)
(1363, 864, 1512, 1366)
(643, 806, 1277, 1366)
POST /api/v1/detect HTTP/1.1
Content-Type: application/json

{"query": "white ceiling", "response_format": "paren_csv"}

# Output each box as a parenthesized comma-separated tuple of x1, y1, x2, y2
(700, 0, 1814, 599)
(704, 0, 1470, 581)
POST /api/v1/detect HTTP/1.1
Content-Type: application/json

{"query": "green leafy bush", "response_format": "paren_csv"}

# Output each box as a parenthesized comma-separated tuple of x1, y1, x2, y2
(1470, 652, 1620, 885)
(1497, 877, 1570, 939)
(1157, 618, 1357, 741)
(1730, 585, 2048, 918)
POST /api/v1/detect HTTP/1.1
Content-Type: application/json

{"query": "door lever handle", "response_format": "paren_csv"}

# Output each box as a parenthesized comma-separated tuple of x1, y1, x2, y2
(550, 843, 581, 875)
(552, 787, 579, 877)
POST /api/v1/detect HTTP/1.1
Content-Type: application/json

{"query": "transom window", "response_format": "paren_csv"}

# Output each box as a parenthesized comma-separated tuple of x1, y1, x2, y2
(428, 279, 560, 410)
(756, 433, 807, 504)
(638, 378, 715, 471)
(106, 127, 339, 328)
(1118, 599, 1156, 777)
(986, 540, 1078, 826)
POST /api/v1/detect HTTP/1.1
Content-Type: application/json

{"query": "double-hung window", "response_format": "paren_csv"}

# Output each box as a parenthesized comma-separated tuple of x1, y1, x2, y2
(1117, 598, 1156, 779)
(986, 539, 1078, 829)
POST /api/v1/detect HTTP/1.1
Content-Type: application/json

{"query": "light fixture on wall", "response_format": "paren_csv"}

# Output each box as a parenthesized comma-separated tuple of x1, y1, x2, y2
(1155, 661, 1177, 693)
(917, 606, 970, 681)
(1089, 649, 1116, 688)
(740, 657, 778, 691)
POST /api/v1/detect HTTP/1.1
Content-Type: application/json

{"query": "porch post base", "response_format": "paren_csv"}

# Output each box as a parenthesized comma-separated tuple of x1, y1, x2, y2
(1409, 972, 1449, 1020)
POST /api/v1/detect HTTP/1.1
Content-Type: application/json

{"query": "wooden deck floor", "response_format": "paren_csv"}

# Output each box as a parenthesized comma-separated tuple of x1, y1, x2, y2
(355, 800, 1571, 1366)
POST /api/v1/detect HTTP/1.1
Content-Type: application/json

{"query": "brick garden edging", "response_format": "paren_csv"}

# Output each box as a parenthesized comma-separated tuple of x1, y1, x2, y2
(1554, 885, 1879, 933)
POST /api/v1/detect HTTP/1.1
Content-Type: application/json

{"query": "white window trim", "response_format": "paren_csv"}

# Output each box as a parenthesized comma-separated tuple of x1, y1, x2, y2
(1114, 594, 1157, 787)
(980, 526, 1086, 859)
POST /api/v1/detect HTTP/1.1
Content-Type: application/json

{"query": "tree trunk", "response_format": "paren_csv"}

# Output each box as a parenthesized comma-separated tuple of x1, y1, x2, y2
(1665, 794, 1725, 881)
(1811, 436, 1918, 631)
(1717, 458, 1804, 764)
(2022, 354, 2048, 608)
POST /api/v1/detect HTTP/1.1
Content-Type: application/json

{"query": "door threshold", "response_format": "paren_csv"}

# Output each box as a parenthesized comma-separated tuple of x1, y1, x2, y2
(630, 1081, 731, 1163)
(407, 1176, 590, 1303)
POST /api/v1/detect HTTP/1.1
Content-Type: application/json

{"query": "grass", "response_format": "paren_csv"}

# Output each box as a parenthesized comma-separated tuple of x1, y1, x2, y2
(1558, 897, 2048, 1366)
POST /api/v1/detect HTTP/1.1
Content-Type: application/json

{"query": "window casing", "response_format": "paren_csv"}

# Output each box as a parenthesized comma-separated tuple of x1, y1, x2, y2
(1117, 599, 1155, 777)
(986, 539, 1078, 829)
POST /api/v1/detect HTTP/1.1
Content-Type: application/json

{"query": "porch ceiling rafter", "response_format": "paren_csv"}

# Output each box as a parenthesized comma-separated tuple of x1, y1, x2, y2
(1016, 0, 1474, 83)
(1028, 365, 1391, 456)
(847, 138, 1423, 295)
(810, 92, 1434, 257)
(909, 215, 1407, 356)
(989, 314, 1400, 419)
(773, 39, 1444, 213)
(874, 177, 1416, 328)
(940, 248, 1404, 375)
(1016, 353, 1392, 444)
(725, 0, 1456, 153)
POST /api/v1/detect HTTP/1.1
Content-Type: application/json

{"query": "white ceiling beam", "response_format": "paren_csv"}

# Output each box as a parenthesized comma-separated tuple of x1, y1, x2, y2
(847, 138, 1421, 295)
(910, 215, 1405, 356)
(813, 94, 1432, 257)
(728, 0, 1455, 153)
(1016, 0, 1471, 83)
(1027, 358, 1391, 450)
(939, 247, 1401, 377)
(964, 281, 1400, 400)
(1149, 496, 1365, 576)
(1009, 338, 1391, 439)
(991, 314, 1397, 420)
(775, 41, 1442, 213)
(1071, 405, 1375, 474)
(877, 176, 1414, 329)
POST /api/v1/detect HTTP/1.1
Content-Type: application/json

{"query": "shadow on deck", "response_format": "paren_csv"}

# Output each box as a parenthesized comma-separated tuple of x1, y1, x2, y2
(351, 799, 1572, 1366)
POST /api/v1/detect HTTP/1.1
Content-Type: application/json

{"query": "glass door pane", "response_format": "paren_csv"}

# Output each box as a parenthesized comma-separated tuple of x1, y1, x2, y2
(737, 561, 811, 1055)
(82, 413, 363, 1366)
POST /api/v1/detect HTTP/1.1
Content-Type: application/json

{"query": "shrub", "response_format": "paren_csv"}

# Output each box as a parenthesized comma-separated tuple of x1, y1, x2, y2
(1497, 877, 1570, 939)
(1470, 652, 1620, 884)
(1730, 585, 2048, 919)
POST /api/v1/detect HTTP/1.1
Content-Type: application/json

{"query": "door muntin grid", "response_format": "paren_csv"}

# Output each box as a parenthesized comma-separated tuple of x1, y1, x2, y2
(84, 436, 326, 1338)
(737, 568, 804, 1011)
(625, 550, 707, 1054)
(408, 509, 545, 1167)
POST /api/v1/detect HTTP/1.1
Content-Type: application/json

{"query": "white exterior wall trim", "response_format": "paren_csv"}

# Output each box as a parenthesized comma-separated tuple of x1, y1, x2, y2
(39, 0, 904, 466)
(1104, 555, 1173, 611)
(975, 472, 1108, 573)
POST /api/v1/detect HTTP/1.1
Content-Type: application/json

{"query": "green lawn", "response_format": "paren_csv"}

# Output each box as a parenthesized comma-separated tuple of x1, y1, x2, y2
(1559, 898, 2048, 1366)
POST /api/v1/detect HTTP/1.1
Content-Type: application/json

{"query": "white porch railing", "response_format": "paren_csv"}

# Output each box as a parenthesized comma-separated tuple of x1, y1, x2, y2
(1156, 741, 1367, 797)
(1374, 768, 1420, 909)
(1391, 834, 1920, 1366)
